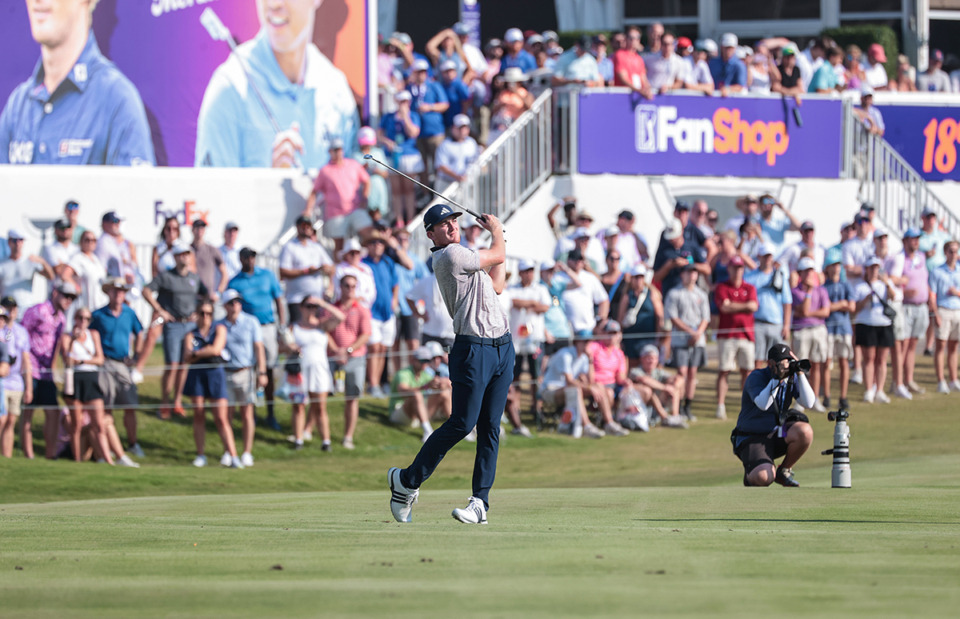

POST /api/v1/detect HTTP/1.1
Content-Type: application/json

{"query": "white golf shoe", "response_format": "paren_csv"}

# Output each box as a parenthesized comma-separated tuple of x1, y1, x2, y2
(452, 496, 487, 525)
(388, 467, 418, 523)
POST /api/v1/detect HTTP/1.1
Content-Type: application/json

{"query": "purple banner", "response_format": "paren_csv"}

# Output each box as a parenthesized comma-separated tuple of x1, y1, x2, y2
(578, 93, 842, 179)
(876, 105, 960, 182)
(460, 1, 481, 48)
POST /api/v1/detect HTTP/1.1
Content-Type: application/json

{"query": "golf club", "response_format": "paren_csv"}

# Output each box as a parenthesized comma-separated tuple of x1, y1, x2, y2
(362, 154, 488, 223)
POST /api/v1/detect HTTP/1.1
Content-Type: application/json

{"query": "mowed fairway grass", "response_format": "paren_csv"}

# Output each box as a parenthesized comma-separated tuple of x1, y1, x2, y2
(1, 353, 959, 617)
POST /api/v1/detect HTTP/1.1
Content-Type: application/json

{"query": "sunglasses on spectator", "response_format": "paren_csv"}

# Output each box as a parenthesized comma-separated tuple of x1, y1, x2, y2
(82, 236, 96, 242)
(76, 315, 91, 322)
(707, 216, 719, 223)
(302, 303, 320, 310)
(62, 294, 78, 301)
(198, 310, 214, 316)
(607, 255, 620, 261)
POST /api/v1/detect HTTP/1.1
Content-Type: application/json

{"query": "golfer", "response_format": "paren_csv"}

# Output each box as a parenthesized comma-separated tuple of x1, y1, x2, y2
(389, 204, 513, 525)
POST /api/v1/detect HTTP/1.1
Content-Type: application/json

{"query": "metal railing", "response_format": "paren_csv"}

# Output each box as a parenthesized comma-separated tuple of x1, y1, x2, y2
(841, 99, 960, 238)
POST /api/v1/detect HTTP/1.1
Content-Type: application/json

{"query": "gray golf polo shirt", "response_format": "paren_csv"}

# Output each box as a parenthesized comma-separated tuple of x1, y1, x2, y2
(432, 243, 509, 338)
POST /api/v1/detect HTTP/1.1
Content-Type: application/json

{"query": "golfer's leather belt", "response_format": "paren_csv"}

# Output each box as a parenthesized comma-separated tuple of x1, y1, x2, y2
(456, 333, 512, 347)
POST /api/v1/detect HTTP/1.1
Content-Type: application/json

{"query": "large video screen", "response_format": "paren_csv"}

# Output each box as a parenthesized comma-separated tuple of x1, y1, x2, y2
(0, 0, 369, 168)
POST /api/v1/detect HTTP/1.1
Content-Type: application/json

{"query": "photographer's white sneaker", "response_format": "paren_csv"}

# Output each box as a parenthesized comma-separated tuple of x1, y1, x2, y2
(452, 497, 487, 525)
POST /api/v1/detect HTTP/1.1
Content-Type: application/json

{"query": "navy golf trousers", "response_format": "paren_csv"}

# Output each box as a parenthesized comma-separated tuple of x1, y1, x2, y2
(401, 333, 515, 510)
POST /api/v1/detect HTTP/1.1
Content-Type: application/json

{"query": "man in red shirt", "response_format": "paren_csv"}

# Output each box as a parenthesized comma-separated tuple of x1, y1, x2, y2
(305, 138, 372, 255)
(714, 256, 758, 420)
(612, 29, 653, 98)
(328, 274, 372, 450)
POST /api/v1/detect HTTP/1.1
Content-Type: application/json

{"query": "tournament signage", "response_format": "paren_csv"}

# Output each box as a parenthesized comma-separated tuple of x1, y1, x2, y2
(578, 92, 843, 179)
(876, 105, 960, 182)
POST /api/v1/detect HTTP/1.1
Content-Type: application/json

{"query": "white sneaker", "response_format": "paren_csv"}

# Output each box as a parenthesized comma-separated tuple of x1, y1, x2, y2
(950, 380, 960, 393)
(663, 415, 689, 429)
(220, 452, 232, 467)
(812, 401, 827, 413)
(894, 384, 913, 400)
(452, 497, 487, 525)
(511, 425, 533, 438)
(875, 390, 890, 404)
(303, 431, 313, 442)
(464, 428, 477, 442)
(117, 454, 140, 468)
(342, 437, 355, 450)
(938, 381, 950, 394)
(128, 443, 145, 458)
(583, 423, 605, 439)
(388, 405, 408, 425)
(603, 421, 630, 437)
(388, 467, 418, 523)
(131, 369, 145, 385)
(241, 452, 254, 467)
(907, 381, 926, 394)
(230, 456, 245, 469)
(421, 427, 433, 443)
(851, 370, 863, 385)
(192, 455, 207, 468)
(863, 386, 876, 403)
(715, 403, 727, 420)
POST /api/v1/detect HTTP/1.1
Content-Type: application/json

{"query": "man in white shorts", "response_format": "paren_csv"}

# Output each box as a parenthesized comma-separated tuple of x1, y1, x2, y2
(897, 228, 933, 397)
(218, 290, 265, 467)
(822, 257, 855, 411)
(930, 240, 960, 393)
(714, 256, 758, 420)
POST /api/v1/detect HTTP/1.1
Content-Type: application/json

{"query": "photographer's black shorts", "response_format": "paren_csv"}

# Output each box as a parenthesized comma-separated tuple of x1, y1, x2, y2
(734, 422, 799, 473)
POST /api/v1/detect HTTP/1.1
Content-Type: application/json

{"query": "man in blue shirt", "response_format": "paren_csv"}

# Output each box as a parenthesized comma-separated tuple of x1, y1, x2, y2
(228, 247, 286, 430)
(653, 219, 709, 298)
(930, 240, 960, 393)
(708, 33, 747, 96)
(732, 343, 815, 487)
(500, 28, 537, 75)
(195, 1, 359, 169)
(822, 257, 855, 410)
(363, 231, 413, 398)
(0, 1, 154, 165)
(91, 278, 145, 458)
(437, 61, 470, 129)
(408, 59, 449, 185)
(218, 290, 266, 467)
(744, 244, 792, 368)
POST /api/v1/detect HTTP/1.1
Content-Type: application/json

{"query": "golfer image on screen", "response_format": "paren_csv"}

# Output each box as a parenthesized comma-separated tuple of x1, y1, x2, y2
(0, 0, 155, 166)
(388, 204, 514, 525)
(195, 0, 360, 169)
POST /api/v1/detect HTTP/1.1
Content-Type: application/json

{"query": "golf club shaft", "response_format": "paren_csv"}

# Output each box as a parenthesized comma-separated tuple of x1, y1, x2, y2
(363, 154, 485, 221)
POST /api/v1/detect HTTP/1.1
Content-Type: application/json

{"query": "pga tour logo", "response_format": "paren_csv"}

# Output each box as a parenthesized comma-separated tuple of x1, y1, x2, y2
(634, 105, 790, 166)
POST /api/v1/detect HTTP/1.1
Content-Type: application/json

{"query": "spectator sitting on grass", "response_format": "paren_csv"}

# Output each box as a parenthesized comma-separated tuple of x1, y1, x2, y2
(388, 345, 446, 443)
(628, 345, 688, 427)
(587, 320, 633, 436)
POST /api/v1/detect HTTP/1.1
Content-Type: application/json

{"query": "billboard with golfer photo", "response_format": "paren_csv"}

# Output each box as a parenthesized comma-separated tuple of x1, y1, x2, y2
(0, 0, 373, 168)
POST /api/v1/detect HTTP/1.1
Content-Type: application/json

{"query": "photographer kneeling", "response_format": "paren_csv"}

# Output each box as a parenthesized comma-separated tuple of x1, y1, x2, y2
(732, 343, 815, 487)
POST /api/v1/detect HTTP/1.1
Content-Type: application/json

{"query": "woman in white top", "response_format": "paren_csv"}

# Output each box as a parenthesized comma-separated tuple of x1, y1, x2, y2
(747, 46, 779, 94)
(135, 217, 183, 383)
(67, 231, 108, 310)
(285, 295, 344, 451)
(853, 258, 896, 404)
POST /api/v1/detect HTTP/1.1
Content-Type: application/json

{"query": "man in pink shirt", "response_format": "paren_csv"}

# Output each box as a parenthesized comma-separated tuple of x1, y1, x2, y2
(586, 320, 631, 436)
(328, 274, 371, 450)
(305, 138, 372, 254)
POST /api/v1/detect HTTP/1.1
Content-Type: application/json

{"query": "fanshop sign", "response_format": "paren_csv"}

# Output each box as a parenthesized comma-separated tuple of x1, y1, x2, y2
(578, 92, 843, 178)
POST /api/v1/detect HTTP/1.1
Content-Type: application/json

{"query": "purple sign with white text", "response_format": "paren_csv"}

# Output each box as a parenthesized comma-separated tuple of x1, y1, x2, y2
(876, 105, 960, 182)
(578, 92, 843, 179)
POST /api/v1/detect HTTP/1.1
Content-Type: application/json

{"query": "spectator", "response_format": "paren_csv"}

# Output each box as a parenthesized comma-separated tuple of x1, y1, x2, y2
(772, 45, 804, 100)
(454, 216, 486, 252)
(746, 44, 779, 94)
(329, 275, 371, 449)
(646, 22, 665, 54)
(665, 264, 710, 420)
(862, 43, 889, 91)
(278, 216, 334, 325)
(897, 229, 933, 397)
(378, 35, 404, 115)
(23, 281, 75, 459)
(391, 31, 430, 79)
(725, 194, 759, 233)
(893, 53, 918, 92)
(183, 298, 241, 468)
(509, 259, 551, 408)
(363, 231, 414, 397)
(644, 32, 686, 94)
(842, 214, 875, 286)
(618, 263, 663, 366)
(392, 229, 429, 368)
(501, 28, 537, 74)
(0, 229, 54, 311)
(677, 200, 716, 260)
(353, 127, 391, 226)
(629, 345, 687, 425)
(218, 289, 265, 467)
(379, 91, 423, 226)
(95, 212, 138, 287)
(151, 216, 180, 278)
(408, 59, 450, 185)
(612, 29, 652, 97)
(554, 248, 608, 334)
(407, 260, 455, 350)
(714, 256, 758, 420)
(539, 259, 574, 357)
(91, 278, 145, 459)
(555, 211, 604, 268)
(592, 35, 613, 85)
(777, 220, 825, 278)
(842, 47, 866, 91)
(917, 49, 951, 92)
(453, 22, 488, 80)
(142, 244, 208, 419)
(709, 33, 747, 96)
(745, 244, 792, 368)
(758, 194, 801, 251)
(930, 240, 960, 394)
(227, 247, 286, 431)
(607, 209, 647, 270)
(68, 230, 107, 311)
(435, 114, 480, 192)
(540, 332, 615, 438)
(42, 219, 78, 285)
(822, 256, 855, 410)
(654, 220, 709, 298)
(305, 139, 372, 255)
(219, 222, 241, 286)
(388, 345, 449, 442)
(491, 68, 534, 139)
(585, 320, 633, 436)
(874, 230, 908, 399)
(547, 197, 578, 241)
(854, 257, 896, 403)
(0, 299, 30, 458)
(684, 40, 715, 94)
(600, 246, 628, 310)
(64, 200, 86, 245)
(425, 28, 471, 81)
(712, 231, 757, 299)
(552, 35, 604, 88)
(790, 258, 830, 412)
(190, 218, 226, 303)
(437, 61, 471, 131)
(690, 200, 714, 241)
(856, 87, 884, 136)
(808, 46, 843, 93)
(920, 205, 951, 274)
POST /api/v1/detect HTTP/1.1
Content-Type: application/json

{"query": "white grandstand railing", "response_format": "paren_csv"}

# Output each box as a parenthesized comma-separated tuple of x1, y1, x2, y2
(840, 99, 960, 239)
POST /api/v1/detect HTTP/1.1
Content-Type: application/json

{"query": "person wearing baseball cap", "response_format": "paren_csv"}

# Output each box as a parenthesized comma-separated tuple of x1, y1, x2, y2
(0, 295, 32, 458)
(821, 252, 855, 411)
(896, 227, 933, 399)
(220, 222, 241, 285)
(714, 254, 758, 420)
(1, 228, 55, 311)
(778, 220, 825, 279)
(407, 52, 451, 188)
(863, 43, 889, 90)
(353, 126, 391, 225)
(190, 217, 229, 305)
(619, 261, 663, 365)
(501, 28, 537, 75)
(789, 257, 831, 412)
(664, 256, 710, 421)
(436, 53, 470, 130)
(918, 49, 951, 92)
(709, 32, 748, 96)
(435, 112, 479, 192)
(744, 243, 792, 370)
(732, 342, 816, 487)
(505, 257, 549, 438)
(654, 218, 706, 298)
(551, 34, 605, 88)
(919, 205, 952, 275)
(930, 239, 960, 394)
(853, 257, 896, 404)
(858, 83, 885, 136)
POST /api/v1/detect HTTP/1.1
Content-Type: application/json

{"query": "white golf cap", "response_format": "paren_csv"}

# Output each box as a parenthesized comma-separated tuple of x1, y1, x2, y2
(721, 33, 738, 48)
(425, 340, 446, 358)
(758, 243, 776, 256)
(338, 238, 364, 258)
(504, 28, 524, 43)
(56, 280, 79, 296)
(663, 220, 684, 241)
(873, 229, 888, 239)
(572, 228, 591, 240)
(517, 259, 536, 271)
(415, 346, 434, 361)
(439, 59, 457, 72)
(540, 259, 556, 270)
(224, 221, 239, 231)
(502, 67, 527, 82)
(452, 114, 471, 128)
(631, 263, 648, 277)
(604, 225, 619, 237)
(7, 229, 24, 240)
(172, 241, 193, 255)
(221, 289, 243, 304)
(460, 215, 480, 229)
(412, 58, 430, 72)
(922, 205, 937, 217)
(395, 90, 412, 102)
(797, 257, 816, 271)
(526, 34, 543, 45)
(860, 85, 875, 97)
(865, 256, 884, 268)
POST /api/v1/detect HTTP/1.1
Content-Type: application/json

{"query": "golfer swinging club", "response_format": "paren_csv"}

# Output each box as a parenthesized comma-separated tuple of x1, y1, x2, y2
(389, 203, 514, 524)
